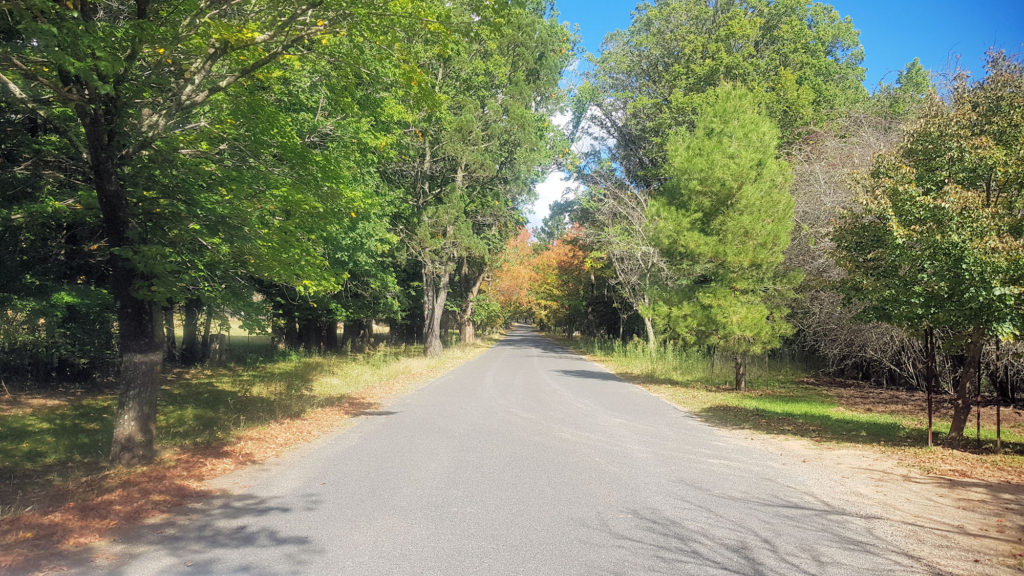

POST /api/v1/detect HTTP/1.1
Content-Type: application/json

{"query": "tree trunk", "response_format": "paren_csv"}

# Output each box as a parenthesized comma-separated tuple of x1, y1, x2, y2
(82, 114, 164, 466)
(300, 318, 318, 352)
(990, 339, 1012, 403)
(163, 305, 177, 362)
(641, 294, 656, 350)
(643, 315, 655, 350)
(341, 320, 358, 351)
(181, 298, 202, 365)
(110, 297, 164, 466)
(946, 330, 986, 444)
(324, 320, 339, 351)
(284, 317, 300, 350)
(361, 319, 373, 349)
(200, 306, 213, 361)
(457, 265, 486, 346)
(734, 355, 746, 391)
(423, 264, 450, 357)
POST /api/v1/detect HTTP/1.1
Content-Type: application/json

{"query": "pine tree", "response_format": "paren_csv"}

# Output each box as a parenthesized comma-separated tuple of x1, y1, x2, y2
(651, 85, 798, 389)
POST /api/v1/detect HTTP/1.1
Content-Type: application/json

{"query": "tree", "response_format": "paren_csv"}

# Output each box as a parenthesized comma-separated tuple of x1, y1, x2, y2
(833, 51, 1024, 443)
(1, 0, 420, 464)
(578, 0, 866, 187)
(584, 168, 668, 348)
(385, 0, 573, 356)
(651, 85, 798, 389)
(529, 227, 590, 336)
(488, 229, 540, 321)
(874, 58, 933, 118)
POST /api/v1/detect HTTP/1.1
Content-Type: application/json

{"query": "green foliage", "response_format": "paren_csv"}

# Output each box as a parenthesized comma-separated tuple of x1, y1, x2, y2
(834, 51, 1024, 345)
(582, 0, 866, 184)
(0, 288, 115, 383)
(470, 293, 506, 335)
(873, 57, 934, 118)
(652, 85, 799, 356)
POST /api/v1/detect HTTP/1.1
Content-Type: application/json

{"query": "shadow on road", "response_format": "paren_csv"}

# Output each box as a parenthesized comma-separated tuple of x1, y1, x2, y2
(556, 369, 623, 383)
(51, 492, 322, 575)
(591, 482, 928, 576)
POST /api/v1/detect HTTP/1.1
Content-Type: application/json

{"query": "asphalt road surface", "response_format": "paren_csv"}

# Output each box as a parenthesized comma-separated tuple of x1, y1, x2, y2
(73, 326, 925, 575)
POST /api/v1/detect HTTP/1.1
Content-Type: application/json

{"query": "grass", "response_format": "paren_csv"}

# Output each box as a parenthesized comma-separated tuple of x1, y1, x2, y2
(0, 336, 495, 516)
(563, 336, 1024, 463)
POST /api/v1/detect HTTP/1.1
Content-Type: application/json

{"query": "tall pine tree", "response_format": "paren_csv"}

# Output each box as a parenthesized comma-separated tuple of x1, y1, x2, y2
(651, 85, 798, 389)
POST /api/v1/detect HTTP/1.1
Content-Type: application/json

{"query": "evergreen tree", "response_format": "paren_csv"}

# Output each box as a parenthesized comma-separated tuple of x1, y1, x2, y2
(651, 85, 798, 389)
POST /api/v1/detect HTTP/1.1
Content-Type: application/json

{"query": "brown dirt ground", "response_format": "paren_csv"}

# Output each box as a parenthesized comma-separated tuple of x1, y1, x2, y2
(726, 431, 1024, 575)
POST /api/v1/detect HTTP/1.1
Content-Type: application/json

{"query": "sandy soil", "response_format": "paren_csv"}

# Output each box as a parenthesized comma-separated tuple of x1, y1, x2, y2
(723, 429, 1024, 575)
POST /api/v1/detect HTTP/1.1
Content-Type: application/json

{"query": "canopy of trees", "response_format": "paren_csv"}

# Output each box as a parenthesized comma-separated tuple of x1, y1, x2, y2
(1, 0, 573, 464)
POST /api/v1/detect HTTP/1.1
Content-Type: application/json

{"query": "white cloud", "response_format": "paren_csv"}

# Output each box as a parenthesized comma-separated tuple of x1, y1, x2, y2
(528, 170, 581, 231)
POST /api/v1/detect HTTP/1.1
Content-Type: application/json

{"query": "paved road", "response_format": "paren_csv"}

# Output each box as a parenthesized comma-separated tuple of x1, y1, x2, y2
(75, 327, 924, 575)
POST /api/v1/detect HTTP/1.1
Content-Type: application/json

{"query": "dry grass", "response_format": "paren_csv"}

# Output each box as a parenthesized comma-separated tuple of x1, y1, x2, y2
(0, 337, 496, 574)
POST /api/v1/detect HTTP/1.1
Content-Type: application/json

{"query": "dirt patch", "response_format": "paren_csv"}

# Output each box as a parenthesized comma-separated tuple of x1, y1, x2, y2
(0, 393, 79, 417)
(725, 430, 1024, 575)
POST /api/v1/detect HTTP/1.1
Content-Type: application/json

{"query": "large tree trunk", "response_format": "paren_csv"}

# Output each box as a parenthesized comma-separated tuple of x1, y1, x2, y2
(457, 264, 486, 346)
(734, 355, 746, 391)
(423, 263, 450, 357)
(946, 330, 986, 444)
(84, 117, 164, 465)
(110, 296, 164, 466)
(180, 298, 202, 365)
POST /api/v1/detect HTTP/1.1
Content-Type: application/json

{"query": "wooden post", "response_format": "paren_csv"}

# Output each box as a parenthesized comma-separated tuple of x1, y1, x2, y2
(927, 387, 933, 447)
(977, 354, 982, 446)
(997, 402, 1002, 453)
(926, 327, 934, 448)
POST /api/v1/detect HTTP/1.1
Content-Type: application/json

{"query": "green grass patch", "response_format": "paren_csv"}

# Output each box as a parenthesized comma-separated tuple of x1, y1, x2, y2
(563, 336, 1024, 454)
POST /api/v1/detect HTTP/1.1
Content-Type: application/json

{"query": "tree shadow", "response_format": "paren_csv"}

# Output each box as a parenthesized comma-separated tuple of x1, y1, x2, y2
(22, 491, 322, 575)
(698, 402, 925, 447)
(0, 359, 373, 520)
(555, 369, 623, 383)
(697, 402, 1024, 454)
(589, 487, 929, 576)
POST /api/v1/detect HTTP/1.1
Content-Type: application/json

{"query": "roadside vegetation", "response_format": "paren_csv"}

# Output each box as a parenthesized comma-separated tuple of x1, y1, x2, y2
(489, 0, 1024, 454)
(1, 337, 496, 519)
(562, 336, 1024, 482)
(3, 0, 1024, 567)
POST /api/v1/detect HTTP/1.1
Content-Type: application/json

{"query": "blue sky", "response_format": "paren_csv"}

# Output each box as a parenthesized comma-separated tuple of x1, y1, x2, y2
(528, 0, 1024, 229)
(552, 0, 1024, 87)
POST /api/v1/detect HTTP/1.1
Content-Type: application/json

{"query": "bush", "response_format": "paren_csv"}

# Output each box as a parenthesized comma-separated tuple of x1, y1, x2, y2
(0, 286, 116, 386)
